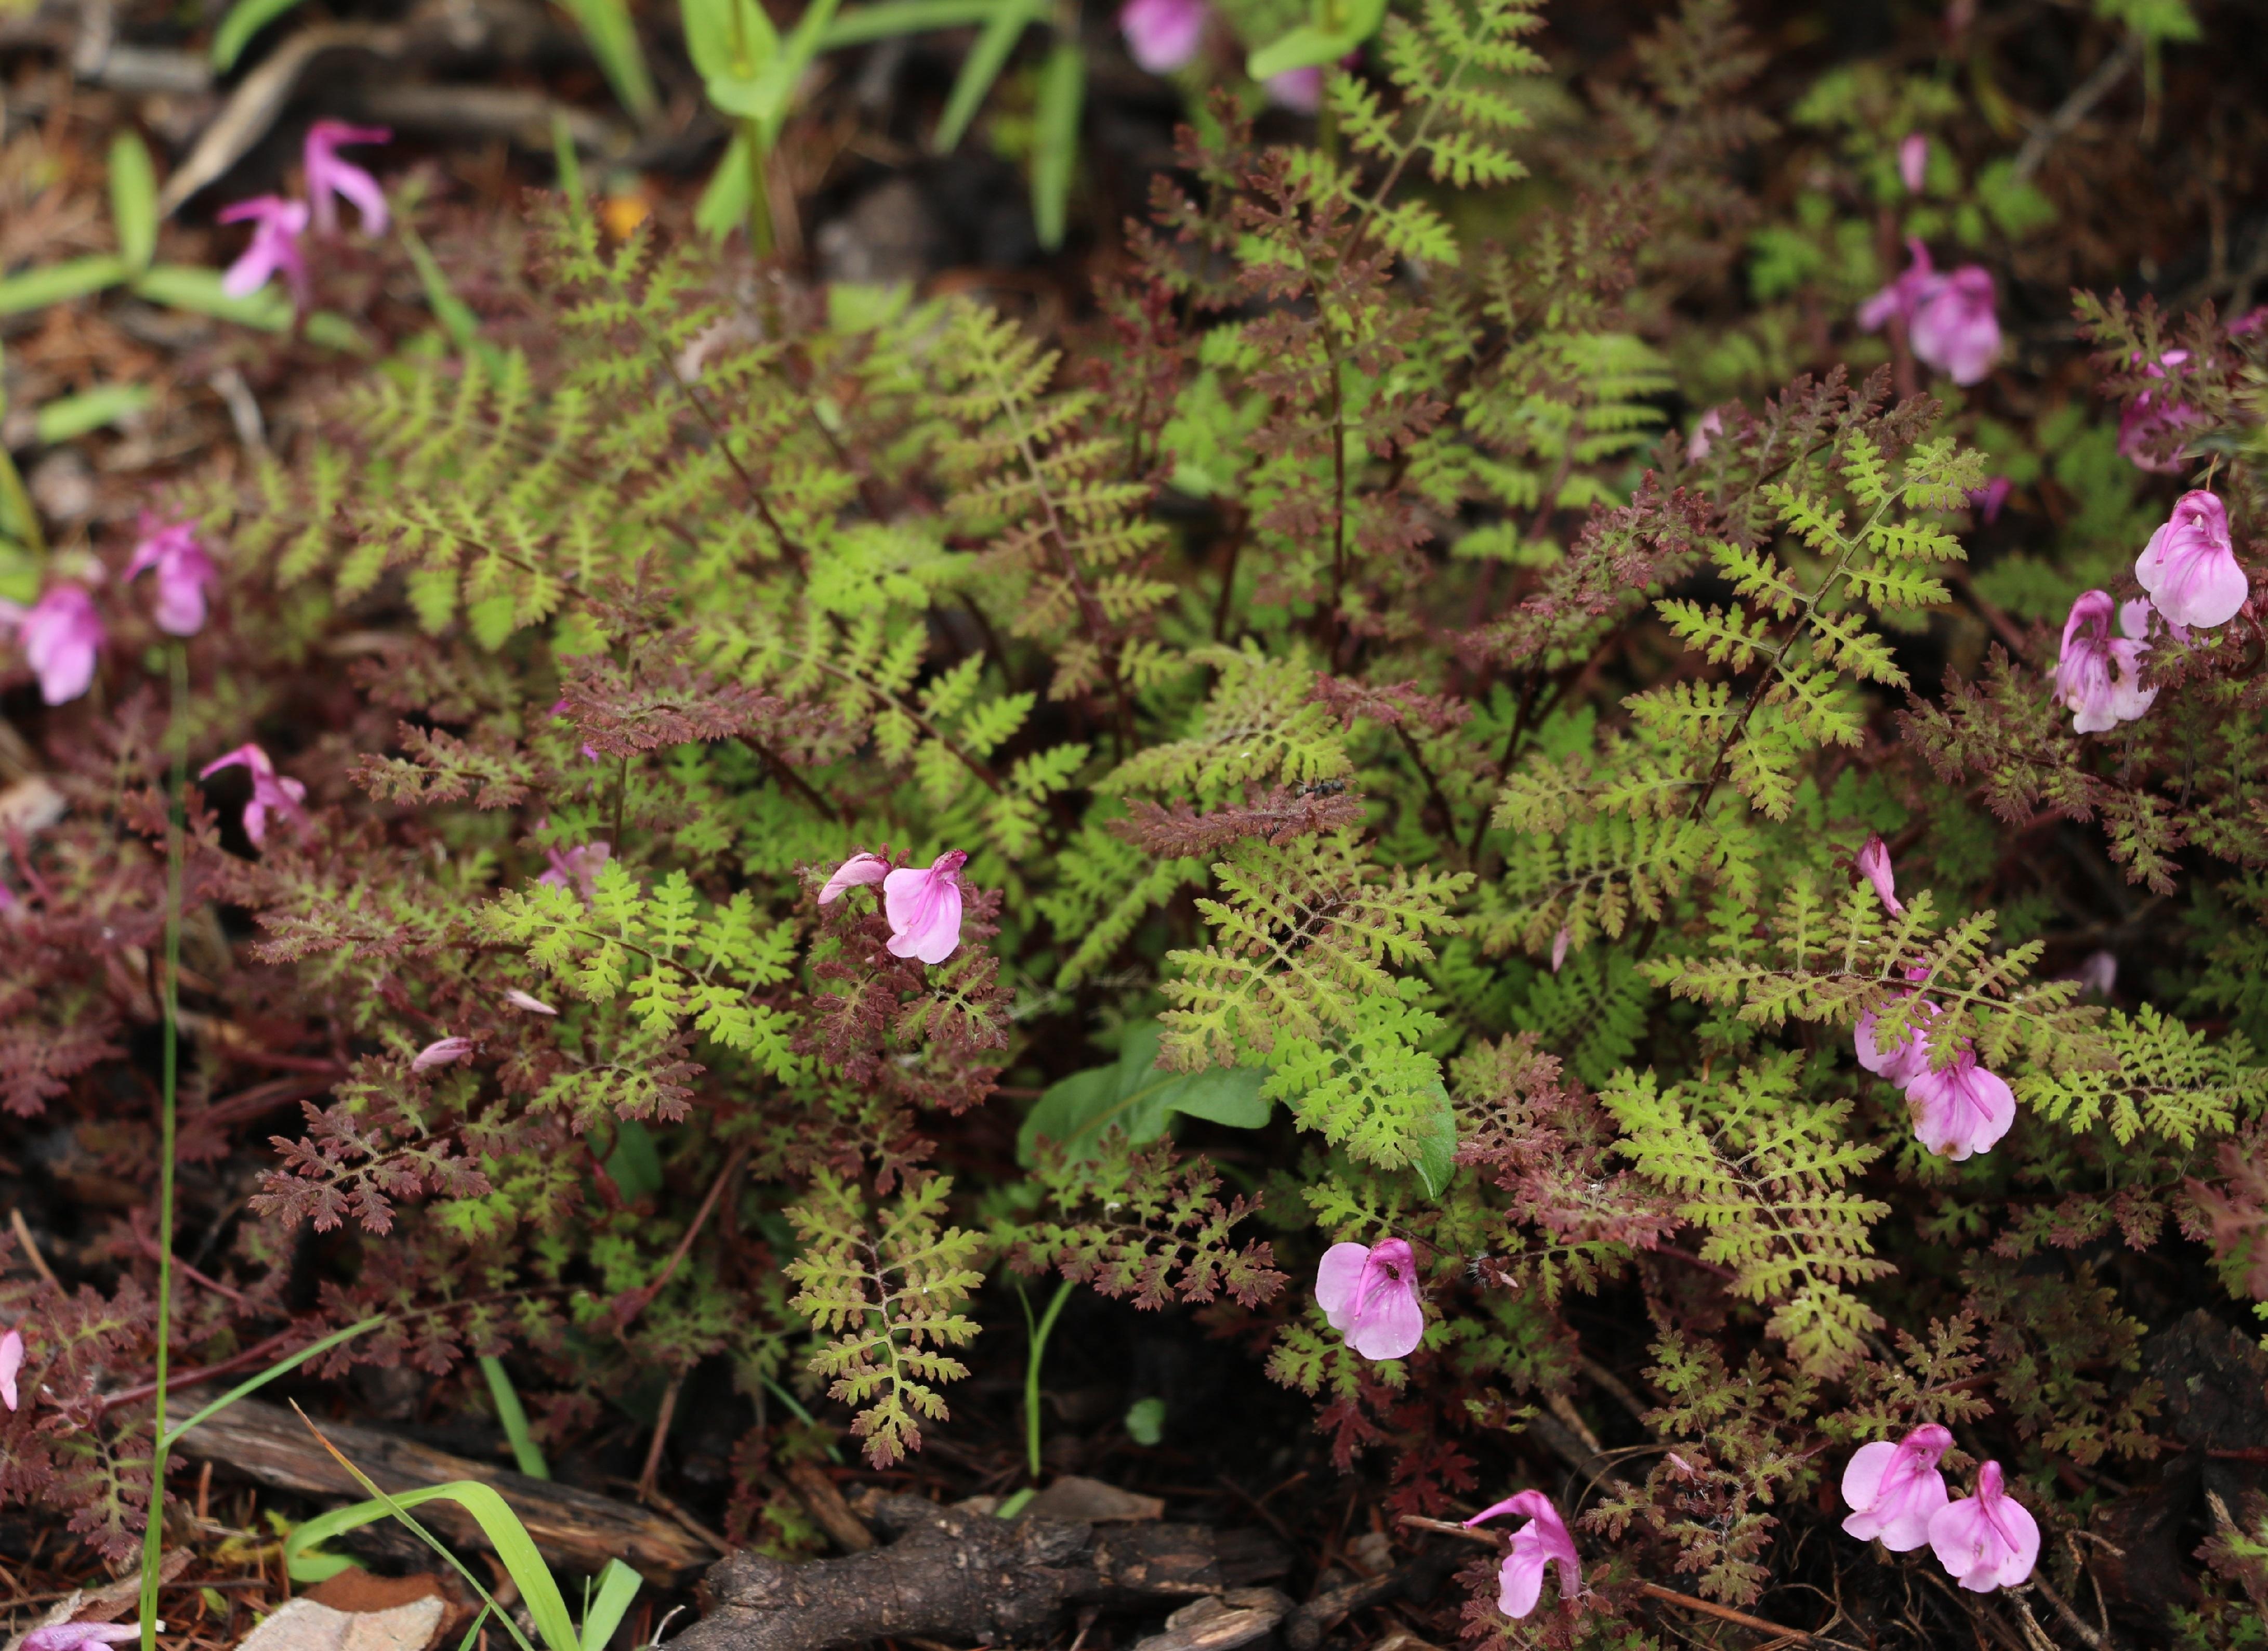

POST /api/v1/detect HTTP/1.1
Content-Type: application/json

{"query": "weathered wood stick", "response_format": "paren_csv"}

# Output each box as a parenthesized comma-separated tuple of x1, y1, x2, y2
(674, 1496, 1289, 1651)
(170, 1396, 714, 1582)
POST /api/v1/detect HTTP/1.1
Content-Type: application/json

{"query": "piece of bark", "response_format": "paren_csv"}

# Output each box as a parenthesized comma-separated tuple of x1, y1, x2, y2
(782, 1460, 875, 1553)
(1283, 1544, 1466, 1651)
(1023, 1475, 1166, 1524)
(677, 1496, 1290, 1651)
(170, 1396, 711, 1582)
(1131, 1590, 1291, 1651)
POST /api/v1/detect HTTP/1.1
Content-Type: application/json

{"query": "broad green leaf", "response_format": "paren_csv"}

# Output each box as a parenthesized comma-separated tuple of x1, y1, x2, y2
(694, 129, 757, 240)
(131, 263, 290, 329)
(1030, 36, 1082, 251)
(931, 0, 1040, 153)
(577, 1563, 643, 1651)
(553, 0, 660, 123)
(1124, 1395, 1167, 1445)
(605, 1118, 664, 1199)
(1409, 1082, 1457, 1199)
(34, 383, 152, 445)
(211, 0, 307, 70)
(0, 256, 130, 316)
(109, 133, 158, 270)
(1246, 0, 1384, 80)
(1017, 1020, 1270, 1166)
(682, 0, 779, 91)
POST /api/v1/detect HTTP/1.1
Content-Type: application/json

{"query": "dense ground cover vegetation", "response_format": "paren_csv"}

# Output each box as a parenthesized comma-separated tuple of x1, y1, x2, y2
(5, 0, 2268, 1645)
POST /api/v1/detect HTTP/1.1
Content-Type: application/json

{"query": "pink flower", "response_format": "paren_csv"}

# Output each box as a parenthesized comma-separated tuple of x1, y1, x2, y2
(1462, 1490, 1582, 1619)
(305, 120, 390, 235)
(125, 512, 218, 636)
(2137, 490, 2249, 630)
(1928, 1461, 2040, 1592)
(411, 1036, 473, 1071)
(882, 850, 968, 964)
(1266, 67, 1324, 112)
(1686, 408, 1724, 462)
(1906, 1050, 2016, 1161)
(1856, 832, 1903, 916)
(0, 1326, 21, 1411)
(1967, 477, 2012, 522)
(1315, 1237, 1424, 1360)
(503, 988, 557, 1016)
(819, 851, 891, 905)
(1, 585, 104, 704)
(1550, 926, 1570, 974)
(24, 1626, 144, 1651)
(1899, 133, 1928, 193)
(1855, 1001, 1934, 1087)
(199, 742, 309, 846)
(219, 195, 310, 305)
(2069, 950, 2117, 996)
(1119, 0, 1207, 74)
(1859, 241, 2000, 385)
(2055, 590, 2156, 734)
(1840, 1423, 1952, 1550)
(2118, 348, 2199, 474)
(538, 838, 611, 900)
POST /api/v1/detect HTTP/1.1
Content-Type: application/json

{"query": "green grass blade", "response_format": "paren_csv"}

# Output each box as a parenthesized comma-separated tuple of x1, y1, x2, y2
(34, 384, 152, 445)
(480, 1354, 552, 1480)
(161, 1316, 388, 1452)
(211, 0, 307, 70)
(109, 133, 158, 270)
(129, 264, 289, 329)
(1029, 35, 1082, 250)
(822, 0, 997, 47)
(577, 1561, 643, 1651)
(931, 0, 1039, 153)
(552, 0, 660, 123)
(0, 256, 130, 316)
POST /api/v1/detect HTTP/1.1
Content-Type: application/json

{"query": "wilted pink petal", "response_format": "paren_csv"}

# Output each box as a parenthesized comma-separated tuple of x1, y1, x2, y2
(1315, 1237, 1424, 1360)
(305, 120, 391, 235)
(1665, 1451, 1697, 1478)
(819, 851, 891, 905)
(2055, 590, 2156, 734)
(1119, 0, 1207, 73)
(503, 988, 557, 1015)
(0, 1326, 20, 1411)
(1858, 238, 1940, 332)
(199, 742, 309, 846)
(1856, 968, 1936, 1086)
(4, 585, 104, 705)
(218, 195, 310, 306)
(1841, 1423, 1952, 1550)
(2073, 950, 2117, 996)
(1265, 66, 1324, 111)
(1855, 833, 1904, 916)
(1898, 133, 1928, 193)
(411, 1036, 473, 1071)
(1550, 926, 1570, 974)
(1462, 1489, 1581, 1618)
(1906, 1050, 2016, 1160)
(1928, 1461, 2039, 1592)
(538, 838, 611, 900)
(2137, 490, 2249, 630)
(2119, 348, 2200, 473)
(24, 1626, 146, 1651)
(1967, 477, 2011, 522)
(882, 850, 967, 964)
(1686, 408, 1724, 462)
(125, 512, 218, 636)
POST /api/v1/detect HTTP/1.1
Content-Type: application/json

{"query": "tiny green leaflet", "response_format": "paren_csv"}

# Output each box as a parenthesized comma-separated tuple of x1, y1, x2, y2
(1016, 1019, 1270, 1166)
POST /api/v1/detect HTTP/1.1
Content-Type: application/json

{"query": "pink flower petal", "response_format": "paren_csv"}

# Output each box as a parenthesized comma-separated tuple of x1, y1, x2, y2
(819, 851, 891, 904)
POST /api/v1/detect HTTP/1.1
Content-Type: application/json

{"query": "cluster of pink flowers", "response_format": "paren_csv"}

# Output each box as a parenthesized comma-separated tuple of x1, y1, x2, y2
(2054, 489, 2251, 735)
(1851, 835, 2016, 1161)
(220, 122, 389, 307)
(1116, 0, 1333, 110)
(819, 849, 970, 964)
(1858, 239, 2000, 385)
(2, 511, 223, 704)
(1841, 1424, 2038, 1592)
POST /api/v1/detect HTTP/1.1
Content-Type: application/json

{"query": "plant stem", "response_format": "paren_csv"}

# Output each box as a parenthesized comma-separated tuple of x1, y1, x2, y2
(743, 119, 775, 257)
(1022, 1277, 1075, 1481)
(140, 641, 187, 1651)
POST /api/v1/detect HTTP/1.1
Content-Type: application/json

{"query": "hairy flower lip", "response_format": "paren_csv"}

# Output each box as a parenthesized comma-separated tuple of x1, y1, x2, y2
(1928, 1461, 2039, 1592)
(1315, 1237, 1424, 1360)
(2136, 490, 2249, 630)
(1462, 1489, 1583, 1618)
(1840, 1423, 1951, 1550)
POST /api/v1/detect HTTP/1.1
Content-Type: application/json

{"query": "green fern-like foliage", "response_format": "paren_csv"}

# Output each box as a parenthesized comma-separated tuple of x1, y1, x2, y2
(783, 1173, 987, 1469)
(2015, 1005, 2268, 1146)
(1603, 1056, 1892, 1375)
